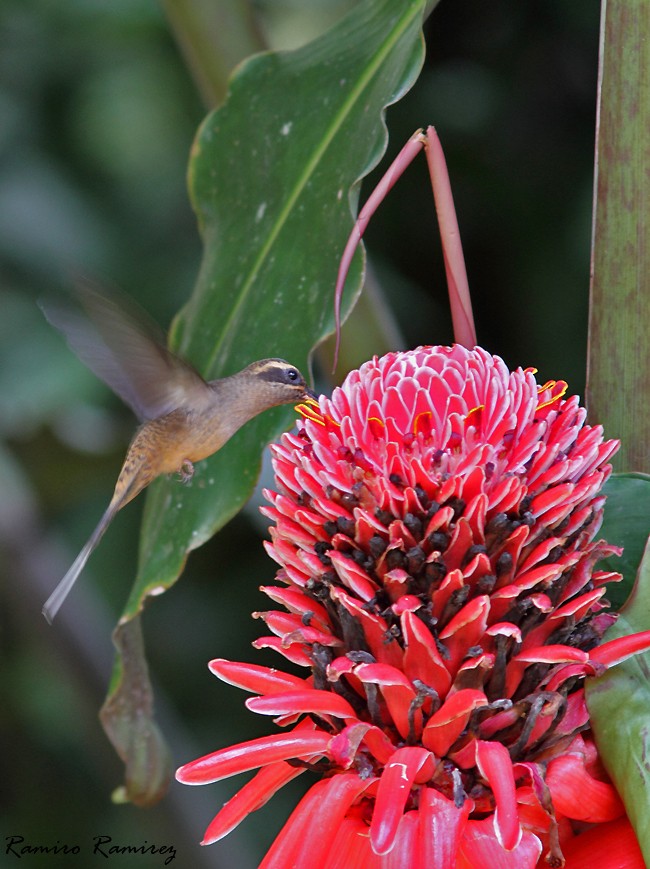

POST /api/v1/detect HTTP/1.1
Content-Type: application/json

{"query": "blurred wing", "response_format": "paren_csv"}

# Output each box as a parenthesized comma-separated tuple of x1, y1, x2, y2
(40, 280, 211, 421)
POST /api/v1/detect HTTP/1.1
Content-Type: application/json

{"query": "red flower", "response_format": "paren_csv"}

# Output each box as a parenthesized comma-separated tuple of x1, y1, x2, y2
(177, 345, 650, 867)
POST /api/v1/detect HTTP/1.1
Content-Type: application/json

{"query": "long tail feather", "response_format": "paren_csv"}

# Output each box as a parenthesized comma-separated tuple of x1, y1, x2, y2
(42, 504, 116, 624)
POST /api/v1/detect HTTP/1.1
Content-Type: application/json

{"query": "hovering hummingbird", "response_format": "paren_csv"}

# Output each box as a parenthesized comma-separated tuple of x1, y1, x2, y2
(41, 283, 314, 623)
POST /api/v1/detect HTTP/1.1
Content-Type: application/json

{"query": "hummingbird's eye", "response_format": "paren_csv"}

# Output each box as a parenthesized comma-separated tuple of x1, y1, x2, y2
(286, 368, 299, 382)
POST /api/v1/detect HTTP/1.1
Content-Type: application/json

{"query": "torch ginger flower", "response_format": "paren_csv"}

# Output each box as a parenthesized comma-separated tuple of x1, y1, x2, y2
(177, 344, 650, 867)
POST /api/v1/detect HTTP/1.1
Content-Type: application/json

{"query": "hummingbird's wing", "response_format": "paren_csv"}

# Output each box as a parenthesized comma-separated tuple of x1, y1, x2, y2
(41, 280, 213, 421)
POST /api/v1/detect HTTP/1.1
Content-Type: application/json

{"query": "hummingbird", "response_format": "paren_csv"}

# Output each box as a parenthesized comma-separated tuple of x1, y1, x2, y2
(41, 283, 314, 623)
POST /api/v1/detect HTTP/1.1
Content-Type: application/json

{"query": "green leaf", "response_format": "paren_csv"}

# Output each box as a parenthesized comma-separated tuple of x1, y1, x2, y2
(102, 0, 432, 803)
(588, 0, 650, 472)
(99, 618, 172, 808)
(136, 0, 429, 613)
(599, 473, 650, 609)
(586, 535, 650, 865)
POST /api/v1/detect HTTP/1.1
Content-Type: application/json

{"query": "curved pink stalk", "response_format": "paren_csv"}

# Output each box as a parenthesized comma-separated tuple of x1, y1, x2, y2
(333, 131, 426, 368)
(423, 126, 477, 349)
(333, 127, 477, 369)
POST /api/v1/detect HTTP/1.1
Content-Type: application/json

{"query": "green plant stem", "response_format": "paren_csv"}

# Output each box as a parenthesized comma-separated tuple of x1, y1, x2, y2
(588, 0, 650, 471)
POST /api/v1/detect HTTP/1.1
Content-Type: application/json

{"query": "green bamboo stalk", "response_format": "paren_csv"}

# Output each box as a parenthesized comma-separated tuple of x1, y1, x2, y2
(588, 1, 650, 472)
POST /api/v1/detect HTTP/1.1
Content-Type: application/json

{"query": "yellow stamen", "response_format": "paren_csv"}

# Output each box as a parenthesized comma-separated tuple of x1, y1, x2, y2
(536, 380, 568, 411)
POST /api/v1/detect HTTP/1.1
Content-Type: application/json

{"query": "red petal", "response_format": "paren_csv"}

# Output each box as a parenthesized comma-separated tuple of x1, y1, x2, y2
(422, 689, 487, 756)
(260, 774, 371, 869)
(401, 610, 453, 697)
(385, 811, 423, 869)
(325, 816, 383, 869)
(353, 662, 419, 739)
(560, 816, 645, 868)
(458, 817, 542, 868)
(246, 688, 358, 721)
(329, 550, 379, 600)
(439, 595, 490, 674)
(330, 588, 404, 668)
(176, 731, 332, 785)
(370, 747, 434, 855)
(419, 787, 472, 869)
(329, 722, 372, 768)
(545, 753, 623, 823)
(252, 636, 313, 666)
(260, 585, 332, 627)
(208, 658, 306, 694)
(474, 740, 521, 851)
(202, 761, 305, 844)
(505, 646, 588, 697)
(590, 630, 650, 667)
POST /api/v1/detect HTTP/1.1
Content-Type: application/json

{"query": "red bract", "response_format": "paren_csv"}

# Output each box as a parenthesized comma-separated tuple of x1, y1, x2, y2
(177, 345, 650, 867)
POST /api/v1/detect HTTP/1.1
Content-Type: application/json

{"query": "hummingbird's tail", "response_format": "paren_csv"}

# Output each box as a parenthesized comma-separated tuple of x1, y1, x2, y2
(42, 504, 117, 624)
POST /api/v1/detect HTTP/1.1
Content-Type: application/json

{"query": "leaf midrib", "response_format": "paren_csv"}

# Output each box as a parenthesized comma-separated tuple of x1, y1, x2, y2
(202, 0, 424, 376)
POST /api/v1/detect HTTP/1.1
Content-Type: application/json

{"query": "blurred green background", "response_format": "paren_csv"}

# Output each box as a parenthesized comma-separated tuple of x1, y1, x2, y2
(1, 1, 600, 866)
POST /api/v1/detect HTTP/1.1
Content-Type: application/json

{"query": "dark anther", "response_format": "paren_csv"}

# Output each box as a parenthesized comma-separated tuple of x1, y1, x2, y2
(414, 485, 430, 510)
(412, 679, 440, 715)
(336, 516, 356, 537)
(323, 520, 337, 537)
(406, 545, 426, 576)
(404, 513, 423, 539)
(369, 534, 388, 559)
(384, 624, 402, 645)
(347, 650, 376, 664)
(452, 768, 466, 809)
(363, 683, 383, 729)
(484, 512, 509, 548)
(311, 643, 333, 691)
(287, 757, 334, 773)
(389, 473, 405, 488)
(486, 634, 510, 701)
(509, 692, 566, 761)
(386, 548, 407, 570)
(375, 508, 394, 526)
(485, 461, 495, 481)
(338, 606, 369, 653)
(461, 544, 488, 569)
(446, 497, 466, 520)
(406, 685, 436, 746)
(341, 491, 359, 509)
(354, 754, 375, 780)
(440, 584, 470, 625)
(468, 698, 511, 733)
(314, 541, 332, 566)
(476, 573, 496, 594)
(301, 611, 314, 626)
(427, 530, 450, 552)
(521, 511, 535, 527)
(495, 551, 513, 578)
(432, 449, 444, 466)
(426, 500, 440, 519)
(424, 560, 447, 585)
(351, 548, 368, 567)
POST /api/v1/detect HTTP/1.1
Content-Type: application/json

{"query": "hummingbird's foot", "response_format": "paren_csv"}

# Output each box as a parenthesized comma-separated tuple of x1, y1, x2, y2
(178, 459, 195, 484)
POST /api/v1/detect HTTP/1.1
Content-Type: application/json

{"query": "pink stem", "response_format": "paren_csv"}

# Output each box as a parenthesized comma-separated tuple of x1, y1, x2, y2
(333, 130, 426, 369)
(423, 126, 477, 348)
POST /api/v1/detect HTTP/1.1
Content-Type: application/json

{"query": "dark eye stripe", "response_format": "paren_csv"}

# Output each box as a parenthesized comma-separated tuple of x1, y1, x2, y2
(257, 365, 301, 384)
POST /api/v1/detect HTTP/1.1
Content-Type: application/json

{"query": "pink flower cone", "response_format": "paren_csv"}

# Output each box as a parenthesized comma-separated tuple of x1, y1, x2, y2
(177, 345, 650, 867)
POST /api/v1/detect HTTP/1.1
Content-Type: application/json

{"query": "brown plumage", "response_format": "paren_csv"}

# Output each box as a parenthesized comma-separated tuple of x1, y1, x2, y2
(41, 284, 314, 623)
